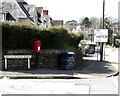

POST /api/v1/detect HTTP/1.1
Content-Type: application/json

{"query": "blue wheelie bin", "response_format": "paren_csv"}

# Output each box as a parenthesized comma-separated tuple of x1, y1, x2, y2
(60, 52, 75, 70)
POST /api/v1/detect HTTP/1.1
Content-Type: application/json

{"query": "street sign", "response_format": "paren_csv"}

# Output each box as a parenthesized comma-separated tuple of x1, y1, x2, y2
(94, 29, 108, 42)
(4, 55, 32, 69)
(4, 55, 32, 58)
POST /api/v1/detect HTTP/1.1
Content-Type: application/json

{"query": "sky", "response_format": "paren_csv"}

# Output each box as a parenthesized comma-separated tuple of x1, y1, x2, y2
(25, 0, 120, 23)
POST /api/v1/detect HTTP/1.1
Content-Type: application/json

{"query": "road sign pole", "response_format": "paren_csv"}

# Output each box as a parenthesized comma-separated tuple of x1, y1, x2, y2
(100, 0, 105, 61)
(97, 42, 99, 61)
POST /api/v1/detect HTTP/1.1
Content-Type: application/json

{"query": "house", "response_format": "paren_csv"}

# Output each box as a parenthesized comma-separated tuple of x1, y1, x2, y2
(65, 20, 78, 31)
(0, 0, 47, 27)
(43, 10, 52, 27)
(36, 7, 46, 27)
(51, 20, 63, 26)
(0, 0, 64, 28)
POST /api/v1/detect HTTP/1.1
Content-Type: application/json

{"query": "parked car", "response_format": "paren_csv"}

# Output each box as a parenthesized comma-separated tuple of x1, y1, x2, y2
(78, 40, 96, 56)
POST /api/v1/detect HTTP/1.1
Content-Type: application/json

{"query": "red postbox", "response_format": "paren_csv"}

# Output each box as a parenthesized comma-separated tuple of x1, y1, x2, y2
(34, 41, 41, 52)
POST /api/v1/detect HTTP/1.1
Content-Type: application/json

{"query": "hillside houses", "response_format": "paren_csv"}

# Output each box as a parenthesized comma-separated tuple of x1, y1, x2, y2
(0, 0, 63, 27)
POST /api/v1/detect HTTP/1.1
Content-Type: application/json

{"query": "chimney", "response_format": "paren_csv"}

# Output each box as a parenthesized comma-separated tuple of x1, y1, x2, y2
(43, 10, 48, 15)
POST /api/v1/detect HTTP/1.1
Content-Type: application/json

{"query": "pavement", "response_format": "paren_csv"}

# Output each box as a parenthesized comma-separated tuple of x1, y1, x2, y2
(0, 54, 119, 79)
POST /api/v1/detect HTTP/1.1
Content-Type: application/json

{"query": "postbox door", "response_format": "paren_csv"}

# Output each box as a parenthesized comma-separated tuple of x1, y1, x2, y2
(34, 41, 41, 52)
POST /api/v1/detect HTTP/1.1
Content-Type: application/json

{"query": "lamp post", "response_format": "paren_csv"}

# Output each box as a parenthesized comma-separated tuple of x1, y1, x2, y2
(100, 0, 105, 61)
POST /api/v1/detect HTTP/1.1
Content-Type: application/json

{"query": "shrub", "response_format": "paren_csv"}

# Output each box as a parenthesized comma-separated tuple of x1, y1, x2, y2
(2, 22, 84, 50)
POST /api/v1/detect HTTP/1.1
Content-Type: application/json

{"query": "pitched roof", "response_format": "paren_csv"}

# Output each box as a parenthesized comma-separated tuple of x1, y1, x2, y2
(16, 0, 34, 22)
(24, 5, 36, 17)
(0, 0, 35, 22)
(1, 0, 26, 20)
(36, 7, 43, 14)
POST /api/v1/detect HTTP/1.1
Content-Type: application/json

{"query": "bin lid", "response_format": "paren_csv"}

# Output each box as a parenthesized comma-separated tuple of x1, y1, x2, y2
(80, 40, 96, 45)
(61, 52, 75, 55)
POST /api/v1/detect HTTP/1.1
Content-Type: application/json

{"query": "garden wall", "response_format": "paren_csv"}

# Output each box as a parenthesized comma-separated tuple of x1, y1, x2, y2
(2, 49, 83, 70)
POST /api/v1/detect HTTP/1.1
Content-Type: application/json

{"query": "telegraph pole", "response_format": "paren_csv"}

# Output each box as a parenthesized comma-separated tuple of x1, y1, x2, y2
(100, 0, 105, 61)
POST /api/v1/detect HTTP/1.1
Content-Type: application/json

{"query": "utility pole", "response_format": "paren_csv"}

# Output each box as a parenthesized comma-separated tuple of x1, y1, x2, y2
(100, 0, 105, 61)
(112, 27, 114, 47)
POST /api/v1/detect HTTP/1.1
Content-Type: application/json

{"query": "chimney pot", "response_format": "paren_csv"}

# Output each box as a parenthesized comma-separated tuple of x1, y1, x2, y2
(43, 10, 48, 15)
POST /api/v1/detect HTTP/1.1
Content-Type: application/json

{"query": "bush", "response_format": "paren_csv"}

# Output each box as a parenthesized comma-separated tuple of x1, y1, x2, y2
(2, 22, 84, 50)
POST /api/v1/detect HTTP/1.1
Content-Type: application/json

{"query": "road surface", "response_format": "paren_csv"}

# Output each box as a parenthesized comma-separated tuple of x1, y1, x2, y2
(0, 76, 118, 94)
(0, 48, 118, 95)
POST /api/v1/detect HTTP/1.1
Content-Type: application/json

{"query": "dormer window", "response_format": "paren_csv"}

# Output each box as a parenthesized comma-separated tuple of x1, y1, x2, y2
(0, 12, 15, 21)
(0, 13, 3, 20)
(0, 12, 7, 21)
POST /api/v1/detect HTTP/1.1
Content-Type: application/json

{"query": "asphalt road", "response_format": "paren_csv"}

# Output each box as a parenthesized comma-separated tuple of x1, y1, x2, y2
(0, 77, 118, 94)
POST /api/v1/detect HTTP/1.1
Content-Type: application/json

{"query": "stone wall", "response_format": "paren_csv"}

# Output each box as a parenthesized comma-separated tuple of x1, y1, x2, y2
(2, 49, 83, 70)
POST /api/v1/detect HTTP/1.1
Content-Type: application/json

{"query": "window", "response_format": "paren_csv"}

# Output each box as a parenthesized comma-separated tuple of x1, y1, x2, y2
(0, 13, 4, 20)
(0, 13, 6, 21)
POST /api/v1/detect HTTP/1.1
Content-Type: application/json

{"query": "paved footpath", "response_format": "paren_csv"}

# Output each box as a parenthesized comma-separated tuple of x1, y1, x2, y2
(0, 53, 118, 79)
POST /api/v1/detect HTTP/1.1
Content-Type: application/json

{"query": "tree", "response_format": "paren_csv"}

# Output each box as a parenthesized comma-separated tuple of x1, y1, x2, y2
(101, 17, 119, 47)
(89, 17, 100, 29)
(80, 17, 91, 28)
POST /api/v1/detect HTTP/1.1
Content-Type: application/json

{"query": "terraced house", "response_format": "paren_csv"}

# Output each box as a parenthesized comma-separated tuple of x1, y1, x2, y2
(0, 0, 52, 27)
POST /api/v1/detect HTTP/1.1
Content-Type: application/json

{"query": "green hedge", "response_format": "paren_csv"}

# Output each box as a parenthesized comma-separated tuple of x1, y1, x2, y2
(2, 22, 84, 50)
